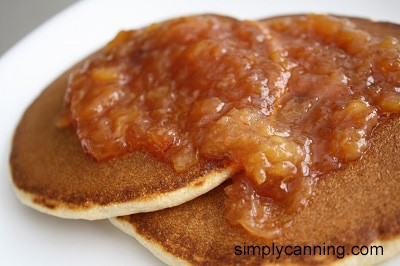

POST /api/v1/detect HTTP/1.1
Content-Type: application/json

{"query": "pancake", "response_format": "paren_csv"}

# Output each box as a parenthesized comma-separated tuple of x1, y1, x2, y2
(110, 116, 400, 265)
(10, 64, 237, 220)
(110, 16, 400, 265)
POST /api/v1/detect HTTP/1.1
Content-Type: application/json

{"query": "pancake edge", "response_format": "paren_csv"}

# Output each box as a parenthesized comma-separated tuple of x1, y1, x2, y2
(109, 217, 400, 266)
(11, 164, 236, 220)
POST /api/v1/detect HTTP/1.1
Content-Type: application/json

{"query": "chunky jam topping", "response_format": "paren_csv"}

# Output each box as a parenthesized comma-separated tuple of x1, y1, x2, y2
(59, 15, 400, 237)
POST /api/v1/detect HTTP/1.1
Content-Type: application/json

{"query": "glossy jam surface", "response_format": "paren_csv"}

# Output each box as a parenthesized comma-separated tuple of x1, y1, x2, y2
(60, 15, 400, 237)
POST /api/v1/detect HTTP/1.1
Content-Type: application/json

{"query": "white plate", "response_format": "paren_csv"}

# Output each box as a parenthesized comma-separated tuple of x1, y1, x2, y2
(0, 0, 399, 265)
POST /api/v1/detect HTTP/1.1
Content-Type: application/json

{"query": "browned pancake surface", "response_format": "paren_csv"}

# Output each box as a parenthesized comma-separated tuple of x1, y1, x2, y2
(117, 116, 400, 265)
(10, 67, 234, 214)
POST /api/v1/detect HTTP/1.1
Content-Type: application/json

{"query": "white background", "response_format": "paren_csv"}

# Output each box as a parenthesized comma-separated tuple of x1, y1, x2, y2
(0, 0, 399, 265)
(0, 0, 77, 55)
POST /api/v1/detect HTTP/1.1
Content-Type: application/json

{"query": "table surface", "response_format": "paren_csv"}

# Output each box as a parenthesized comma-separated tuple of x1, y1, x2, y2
(0, 0, 78, 56)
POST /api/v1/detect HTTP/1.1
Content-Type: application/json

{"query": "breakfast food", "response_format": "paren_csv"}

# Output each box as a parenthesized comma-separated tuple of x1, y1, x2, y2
(110, 15, 400, 265)
(110, 106, 400, 265)
(10, 57, 236, 220)
(9, 12, 399, 265)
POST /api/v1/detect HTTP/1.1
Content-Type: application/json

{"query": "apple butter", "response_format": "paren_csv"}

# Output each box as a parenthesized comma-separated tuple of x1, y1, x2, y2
(59, 14, 400, 237)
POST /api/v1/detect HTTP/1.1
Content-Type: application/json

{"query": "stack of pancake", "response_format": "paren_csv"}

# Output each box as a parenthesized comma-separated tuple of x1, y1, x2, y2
(10, 15, 400, 265)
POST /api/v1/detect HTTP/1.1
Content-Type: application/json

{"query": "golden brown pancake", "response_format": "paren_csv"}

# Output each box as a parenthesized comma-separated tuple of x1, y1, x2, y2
(110, 116, 400, 265)
(110, 16, 400, 265)
(10, 64, 237, 220)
